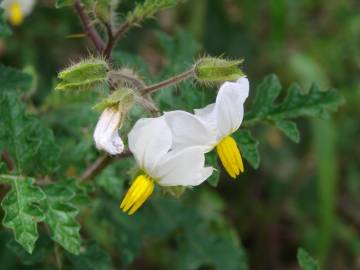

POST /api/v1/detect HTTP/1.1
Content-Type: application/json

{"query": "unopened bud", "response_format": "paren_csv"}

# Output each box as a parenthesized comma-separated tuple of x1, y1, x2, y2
(56, 58, 109, 91)
(194, 57, 244, 84)
(93, 88, 136, 155)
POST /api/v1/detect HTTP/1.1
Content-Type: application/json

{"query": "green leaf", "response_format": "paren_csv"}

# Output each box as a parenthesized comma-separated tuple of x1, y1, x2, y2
(68, 241, 114, 270)
(234, 130, 260, 169)
(43, 183, 81, 255)
(206, 152, 220, 187)
(127, 0, 183, 25)
(297, 248, 320, 270)
(0, 9, 12, 37)
(0, 64, 32, 93)
(0, 91, 60, 175)
(275, 120, 300, 143)
(55, 0, 74, 8)
(1, 176, 46, 254)
(245, 74, 345, 125)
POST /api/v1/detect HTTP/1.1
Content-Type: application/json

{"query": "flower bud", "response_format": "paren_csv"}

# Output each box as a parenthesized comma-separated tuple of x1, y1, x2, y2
(55, 58, 109, 91)
(194, 57, 244, 84)
(93, 88, 136, 155)
(93, 107, 124, 155)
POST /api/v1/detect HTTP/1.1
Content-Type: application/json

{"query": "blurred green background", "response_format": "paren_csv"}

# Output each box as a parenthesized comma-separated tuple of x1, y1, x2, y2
(0, 0, 359, 269)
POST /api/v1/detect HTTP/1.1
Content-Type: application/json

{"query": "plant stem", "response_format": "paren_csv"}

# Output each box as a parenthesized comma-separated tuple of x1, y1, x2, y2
(54, 244, 63, 270)
(80, 150, 132, 181)
(141, 68, 195, 95)
(74, 0, 105, 52)
(103, 22, 131, 58)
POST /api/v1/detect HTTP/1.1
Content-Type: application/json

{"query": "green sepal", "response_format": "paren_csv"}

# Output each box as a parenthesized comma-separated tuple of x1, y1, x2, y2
(56, 58, 109, 91)
(93, 88, 136, 111)
(161, 186, 187, 198)
(194, 57, 244, 84)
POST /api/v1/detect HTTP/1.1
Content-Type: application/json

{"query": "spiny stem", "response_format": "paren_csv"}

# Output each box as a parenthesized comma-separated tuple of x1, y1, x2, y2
(141, 68, 195, 95)
(74, 0, 105, 52)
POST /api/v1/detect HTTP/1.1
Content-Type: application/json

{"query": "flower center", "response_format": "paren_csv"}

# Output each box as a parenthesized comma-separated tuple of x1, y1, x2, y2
(9, 2, 23, 26)
(216, 135, 244, 179)
(120, 174, 155, 215)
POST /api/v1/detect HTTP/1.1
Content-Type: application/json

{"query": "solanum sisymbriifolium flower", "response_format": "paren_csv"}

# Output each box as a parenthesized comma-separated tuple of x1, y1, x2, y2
(165, 77, 249, 179)
(120, 116, 213, 215)
(1, 0, 35, 26)
(93, 107, 125, 155)
(93, 88, 135, 155)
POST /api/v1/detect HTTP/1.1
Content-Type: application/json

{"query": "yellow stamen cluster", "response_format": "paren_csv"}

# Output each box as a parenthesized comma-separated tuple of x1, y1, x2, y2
(216, 136, 244, 178)
(120, 175, 155, 215)
(9, 2, 23, 26)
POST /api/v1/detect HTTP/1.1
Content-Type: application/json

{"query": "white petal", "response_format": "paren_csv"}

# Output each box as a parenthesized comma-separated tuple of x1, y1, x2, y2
(128, 116, 172, 173)
(194, 103, 216, 124)
(93, 108, 124, 155)
(164, 111, 216, 152)
(214, 77, 250, 138)
(154, 147, 213, 186)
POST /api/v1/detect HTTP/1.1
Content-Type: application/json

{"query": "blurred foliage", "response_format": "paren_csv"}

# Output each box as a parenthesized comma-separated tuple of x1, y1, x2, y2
(0, 0, 358, 270)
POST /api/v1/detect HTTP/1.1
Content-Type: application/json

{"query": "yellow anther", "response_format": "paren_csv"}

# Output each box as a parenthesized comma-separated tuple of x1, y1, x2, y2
(216, 136, 244, 179)
(120, 175, 154, 215)
(9, 2, 24, 26)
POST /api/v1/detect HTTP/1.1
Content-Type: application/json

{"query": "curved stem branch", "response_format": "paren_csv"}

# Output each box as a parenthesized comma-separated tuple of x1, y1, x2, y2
(141, 68, 195, 96)
(80, 150, 132, 181)
(103, 22, 131, 58)
(74, 0, 105, 52)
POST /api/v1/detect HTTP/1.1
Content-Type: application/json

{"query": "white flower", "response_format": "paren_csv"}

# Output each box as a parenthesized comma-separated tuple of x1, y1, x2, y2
(120, 116, 213, 215)
(1, 0, 36, 26)
(165, 77, 250, 179)
(93, 107, 124, 155)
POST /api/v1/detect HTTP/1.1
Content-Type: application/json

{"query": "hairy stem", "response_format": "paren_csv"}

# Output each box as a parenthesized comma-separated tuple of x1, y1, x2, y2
(74, 0, 106, 52)
(103, 22, 131, 58)
(80, 150, 132, 181)
(141, 68, 195, 95)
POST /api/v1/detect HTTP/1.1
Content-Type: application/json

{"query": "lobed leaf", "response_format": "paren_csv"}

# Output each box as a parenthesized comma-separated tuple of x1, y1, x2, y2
(245, 74, 344, 125)
(244, 74, 344, 144)
(0, 91, 60, 175)
(1, 176, 46, 254)
(43, 183, 82, 255)
(234, 130, 260, 169)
